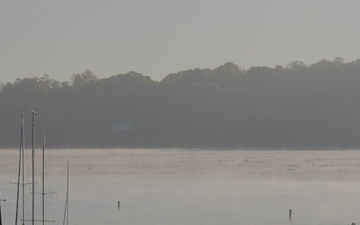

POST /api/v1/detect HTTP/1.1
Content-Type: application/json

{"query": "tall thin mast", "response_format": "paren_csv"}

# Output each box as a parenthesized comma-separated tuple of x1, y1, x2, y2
(21, 113, 25, 225)
(15, 114, 22, 225)
(32, 111, 37, 225)
(0, 196, 6, 225)
(66, 161, 69, 225)
(0, 199, 2, 225)
(15, 112, 25, 225)
(42, 133, 45, 225)
(63, 161, 69, 225)
(38, 132, 55, 225)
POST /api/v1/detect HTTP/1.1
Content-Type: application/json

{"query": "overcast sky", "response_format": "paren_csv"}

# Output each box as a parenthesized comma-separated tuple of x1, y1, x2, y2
(1, 0, 360, 82)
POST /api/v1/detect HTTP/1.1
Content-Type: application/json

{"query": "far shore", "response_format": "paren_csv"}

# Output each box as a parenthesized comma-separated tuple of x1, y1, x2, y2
(1, 149, 360, 181)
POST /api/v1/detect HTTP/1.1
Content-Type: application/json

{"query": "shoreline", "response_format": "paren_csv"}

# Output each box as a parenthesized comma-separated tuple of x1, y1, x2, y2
(1, 149, 360, 181)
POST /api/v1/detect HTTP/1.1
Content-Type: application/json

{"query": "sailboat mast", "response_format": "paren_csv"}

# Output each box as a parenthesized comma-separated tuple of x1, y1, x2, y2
(0, 197, 6, 225)
(32, 111, 37, 225)
(15, 112, 26, 225)
(42, 133, 45, 225)
(63, 161, 69, 225)
(0, 200, 2, 225)
(21, 113, 25, 225)
(66, 161, 69, 225)
(15, 114, 23, 225)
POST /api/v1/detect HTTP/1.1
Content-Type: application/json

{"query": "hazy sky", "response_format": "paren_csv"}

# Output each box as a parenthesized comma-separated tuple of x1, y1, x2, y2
(1, 0, 360, 82)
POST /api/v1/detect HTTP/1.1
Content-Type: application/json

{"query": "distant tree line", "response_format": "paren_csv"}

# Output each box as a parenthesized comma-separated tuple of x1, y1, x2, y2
(1, 57, 360, 149)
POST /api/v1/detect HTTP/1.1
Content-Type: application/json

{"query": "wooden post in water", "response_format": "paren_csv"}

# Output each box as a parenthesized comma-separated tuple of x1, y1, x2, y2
(289, 209, 292, 222)
(118, 201, 120, 210)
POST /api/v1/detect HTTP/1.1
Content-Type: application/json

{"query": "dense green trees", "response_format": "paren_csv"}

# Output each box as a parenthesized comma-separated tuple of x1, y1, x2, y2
(1, 58, 360, 149)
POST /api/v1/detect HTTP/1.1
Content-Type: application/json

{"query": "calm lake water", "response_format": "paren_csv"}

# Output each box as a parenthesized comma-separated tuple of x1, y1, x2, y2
(1, 149, 360, 225)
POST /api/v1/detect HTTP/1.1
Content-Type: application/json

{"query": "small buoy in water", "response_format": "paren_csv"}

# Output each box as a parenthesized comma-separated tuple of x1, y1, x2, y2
(289, 209, 292, 221)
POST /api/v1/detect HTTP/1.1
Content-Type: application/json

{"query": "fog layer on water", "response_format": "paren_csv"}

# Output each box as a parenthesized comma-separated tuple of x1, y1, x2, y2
(1, 149, 360, 225)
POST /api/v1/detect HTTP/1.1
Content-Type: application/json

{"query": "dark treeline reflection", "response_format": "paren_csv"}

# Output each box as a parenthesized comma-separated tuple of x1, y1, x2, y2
(1, 58, 360, 149)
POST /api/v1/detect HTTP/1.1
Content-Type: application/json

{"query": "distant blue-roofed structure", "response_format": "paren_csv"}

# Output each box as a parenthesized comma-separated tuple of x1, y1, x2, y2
(111, 123, 132, 131)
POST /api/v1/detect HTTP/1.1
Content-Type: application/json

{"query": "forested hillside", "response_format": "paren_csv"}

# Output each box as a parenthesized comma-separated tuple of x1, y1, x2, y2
(1, 58, 360, 149)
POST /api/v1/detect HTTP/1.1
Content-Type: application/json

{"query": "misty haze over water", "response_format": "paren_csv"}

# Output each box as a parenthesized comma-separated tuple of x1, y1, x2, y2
(2, 1, 360, 224)
(1, 149, 360, 225)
